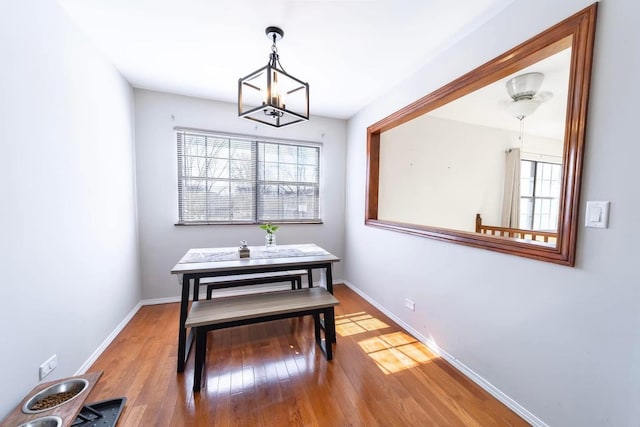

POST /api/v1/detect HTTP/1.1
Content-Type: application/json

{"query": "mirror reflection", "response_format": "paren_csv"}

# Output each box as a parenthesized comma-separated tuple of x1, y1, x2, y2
(377, 46, 572, 247)
(366, 4, 597, 266)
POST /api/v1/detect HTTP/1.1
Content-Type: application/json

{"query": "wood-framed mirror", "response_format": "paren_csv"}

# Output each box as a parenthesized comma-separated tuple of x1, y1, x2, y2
(365, 4, 597, 266)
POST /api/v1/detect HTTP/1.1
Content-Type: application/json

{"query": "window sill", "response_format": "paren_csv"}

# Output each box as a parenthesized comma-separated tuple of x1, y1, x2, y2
(174, 220, 323, 226)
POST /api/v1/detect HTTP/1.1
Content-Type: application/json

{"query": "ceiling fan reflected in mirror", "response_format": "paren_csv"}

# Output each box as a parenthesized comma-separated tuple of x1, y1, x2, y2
(504, 72, 553, 141)
(505, 72, 553, 120)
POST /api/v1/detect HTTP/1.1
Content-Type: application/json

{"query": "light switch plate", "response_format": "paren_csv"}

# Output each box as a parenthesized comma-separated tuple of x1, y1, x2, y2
(585, 201, 610, 228)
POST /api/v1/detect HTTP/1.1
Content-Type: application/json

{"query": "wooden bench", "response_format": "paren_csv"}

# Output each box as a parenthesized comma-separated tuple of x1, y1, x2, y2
(185, 287, 339, 392)
(200, 270, 309, 300)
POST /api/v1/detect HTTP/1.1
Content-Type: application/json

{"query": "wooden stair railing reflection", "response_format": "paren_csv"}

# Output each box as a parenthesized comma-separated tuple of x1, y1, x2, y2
(475, 214, 557, 244)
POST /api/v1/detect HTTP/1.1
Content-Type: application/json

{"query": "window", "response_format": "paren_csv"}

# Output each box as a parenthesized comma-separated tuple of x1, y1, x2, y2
(519, 160, 561, 231)
(177, 129, 321, 224)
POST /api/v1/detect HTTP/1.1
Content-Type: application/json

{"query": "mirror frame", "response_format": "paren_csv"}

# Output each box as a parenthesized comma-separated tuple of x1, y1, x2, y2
(365, 4, 597, 266)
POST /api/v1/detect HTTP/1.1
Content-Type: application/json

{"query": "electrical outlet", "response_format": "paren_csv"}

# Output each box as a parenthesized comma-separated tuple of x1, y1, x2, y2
(404, 298, 415, 312)
(39, 354, 57, 380)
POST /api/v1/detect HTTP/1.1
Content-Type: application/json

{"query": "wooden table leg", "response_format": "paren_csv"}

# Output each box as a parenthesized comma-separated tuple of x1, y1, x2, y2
(192, 277, 200, 301)
(307, 268, 313, 287)
(177, 275, 191, 373)
(325, 264, 336, 342)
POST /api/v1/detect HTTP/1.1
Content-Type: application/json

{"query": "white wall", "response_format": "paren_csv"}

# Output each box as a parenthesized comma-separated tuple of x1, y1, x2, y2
(379, 115, 512, 230)
(520, 133, 564, 164)
(345, 0, 640, 426)
(134, 90, 346, 300)
(0, 0, 140, 419)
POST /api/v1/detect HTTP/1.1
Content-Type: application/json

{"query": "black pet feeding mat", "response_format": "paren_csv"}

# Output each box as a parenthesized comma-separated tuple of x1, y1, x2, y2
(71, 397, 126, 427)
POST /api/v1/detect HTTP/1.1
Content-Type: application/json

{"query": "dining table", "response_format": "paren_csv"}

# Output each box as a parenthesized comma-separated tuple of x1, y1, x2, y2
(170, 243, 340, 372)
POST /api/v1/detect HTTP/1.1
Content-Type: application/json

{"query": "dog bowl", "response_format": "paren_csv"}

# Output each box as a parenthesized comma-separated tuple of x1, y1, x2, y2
(17, 415, 63, 427)
(22, 379, 89, 414)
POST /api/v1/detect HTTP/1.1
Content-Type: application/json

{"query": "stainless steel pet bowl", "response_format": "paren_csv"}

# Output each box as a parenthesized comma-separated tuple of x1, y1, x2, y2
(21, 378, 89, 414)
(17, 415, 63, 427)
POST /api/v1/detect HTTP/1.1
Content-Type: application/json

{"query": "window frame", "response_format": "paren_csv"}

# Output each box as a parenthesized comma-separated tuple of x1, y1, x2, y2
(175, 128, 323, 226)
(520, 159, 562, 231)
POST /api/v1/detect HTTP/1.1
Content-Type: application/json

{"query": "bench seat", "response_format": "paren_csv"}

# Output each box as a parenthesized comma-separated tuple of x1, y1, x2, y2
(200, 270, 309, 299)
(186, 287, 339, 392)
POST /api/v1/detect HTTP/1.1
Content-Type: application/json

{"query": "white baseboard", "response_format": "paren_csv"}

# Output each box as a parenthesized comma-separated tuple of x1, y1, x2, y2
(141, 296, 181, 305)
(341, 280, 548, 427)
(75, 301, 142, 375)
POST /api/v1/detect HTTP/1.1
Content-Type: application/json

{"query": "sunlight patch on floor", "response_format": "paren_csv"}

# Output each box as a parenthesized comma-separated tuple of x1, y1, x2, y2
(335, 311, 390, 336)
(358, 331, 437, 374)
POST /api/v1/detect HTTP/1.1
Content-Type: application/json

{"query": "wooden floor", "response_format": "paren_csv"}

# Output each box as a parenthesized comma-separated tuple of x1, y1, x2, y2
(86, 284, 529, 426)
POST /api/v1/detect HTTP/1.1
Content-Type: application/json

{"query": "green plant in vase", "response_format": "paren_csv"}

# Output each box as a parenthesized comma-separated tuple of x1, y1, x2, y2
(260, 222, 279, 247)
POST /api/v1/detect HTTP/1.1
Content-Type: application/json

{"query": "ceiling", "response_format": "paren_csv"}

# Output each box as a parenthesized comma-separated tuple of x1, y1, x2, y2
(56, 0, 515, 120)
(431, 48, 571, 140)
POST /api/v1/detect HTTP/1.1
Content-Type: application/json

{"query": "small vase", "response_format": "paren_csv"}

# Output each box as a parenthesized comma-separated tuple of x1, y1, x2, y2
(265, 233, 276, 247)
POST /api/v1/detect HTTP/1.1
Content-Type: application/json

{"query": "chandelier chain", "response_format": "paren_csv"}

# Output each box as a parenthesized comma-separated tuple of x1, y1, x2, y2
(269, 39, 287, 73)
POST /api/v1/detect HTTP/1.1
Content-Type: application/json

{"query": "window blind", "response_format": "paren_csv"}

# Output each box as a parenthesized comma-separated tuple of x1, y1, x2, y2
(177, 129, 321, 224)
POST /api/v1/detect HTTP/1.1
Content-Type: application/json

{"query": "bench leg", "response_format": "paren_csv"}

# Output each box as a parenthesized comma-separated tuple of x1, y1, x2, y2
(193, 327, 208, 392)
(313, 313, 321, 345)
(313, 310, 334, 361)
(206, 285, 213, 300)
(324, 307, 335, 360)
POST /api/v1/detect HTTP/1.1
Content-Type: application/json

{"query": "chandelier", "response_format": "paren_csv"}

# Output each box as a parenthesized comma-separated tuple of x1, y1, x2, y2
(238, 26, 309, 127)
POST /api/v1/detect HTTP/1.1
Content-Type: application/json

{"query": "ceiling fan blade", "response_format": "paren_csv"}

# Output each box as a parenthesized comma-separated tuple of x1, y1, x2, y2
(535, 91, 554, 102)
(498, 99, 511, 109)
